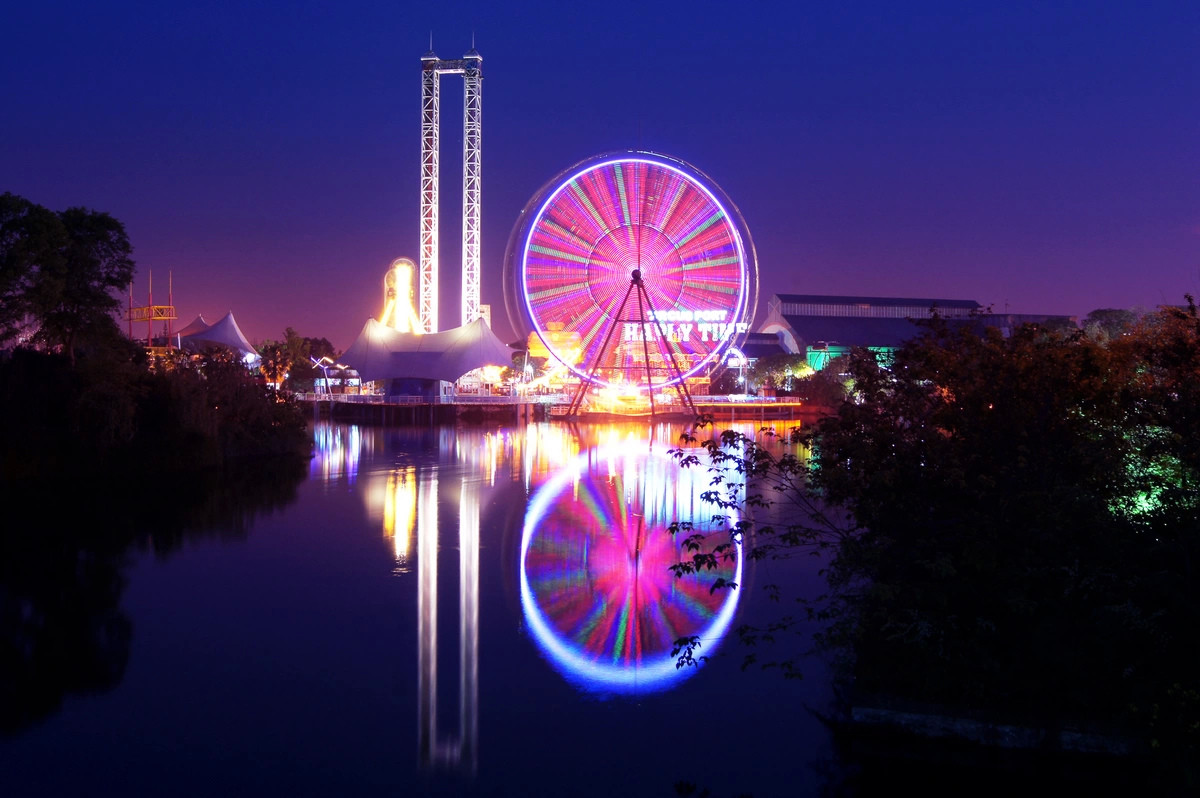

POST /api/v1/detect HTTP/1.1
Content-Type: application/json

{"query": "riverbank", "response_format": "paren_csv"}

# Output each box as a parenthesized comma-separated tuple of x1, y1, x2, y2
(298, 395, 834, 426)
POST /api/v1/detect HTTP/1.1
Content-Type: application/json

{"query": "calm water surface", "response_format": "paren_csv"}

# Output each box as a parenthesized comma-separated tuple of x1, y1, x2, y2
(3, 421, 836, 797)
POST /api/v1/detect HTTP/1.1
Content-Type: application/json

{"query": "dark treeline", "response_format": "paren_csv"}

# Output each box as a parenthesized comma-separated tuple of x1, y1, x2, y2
(1, 192, 312, 734)
(0, 344, 311, 480)
(678, 300, 1200, 788)
(0, 192, 310, 481)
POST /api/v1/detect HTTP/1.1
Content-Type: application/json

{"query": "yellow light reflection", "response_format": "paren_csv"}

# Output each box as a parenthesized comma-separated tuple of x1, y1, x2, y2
(383, 467, 417, 573)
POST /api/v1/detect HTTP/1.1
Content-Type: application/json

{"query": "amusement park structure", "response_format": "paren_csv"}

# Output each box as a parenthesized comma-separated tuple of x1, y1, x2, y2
(127, 271, 177, 354)
(380, 257, 423, 333)
(504, 151, 758, 412)
(420, 43, 482, 333)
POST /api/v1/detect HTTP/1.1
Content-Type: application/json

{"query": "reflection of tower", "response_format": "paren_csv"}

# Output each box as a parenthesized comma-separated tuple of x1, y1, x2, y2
(417, 471, 480, 771)
(380, 258, 423, 333)
(420, 44, 483, 333)
(382, 467, 416, 573)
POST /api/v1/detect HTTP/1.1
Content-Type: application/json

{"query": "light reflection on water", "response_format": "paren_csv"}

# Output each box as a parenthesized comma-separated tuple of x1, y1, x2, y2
(2, 418, 836, 798)
(308, 420, 762, 776)
(315, 420, 744, 699)
(519, 435, 741, 693)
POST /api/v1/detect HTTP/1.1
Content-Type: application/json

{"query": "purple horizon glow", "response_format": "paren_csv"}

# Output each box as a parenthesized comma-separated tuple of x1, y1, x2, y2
(2, 1, 1196, 351)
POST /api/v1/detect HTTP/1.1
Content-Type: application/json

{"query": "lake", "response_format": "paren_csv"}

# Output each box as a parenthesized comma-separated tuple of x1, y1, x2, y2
(2, 420, 840, 797)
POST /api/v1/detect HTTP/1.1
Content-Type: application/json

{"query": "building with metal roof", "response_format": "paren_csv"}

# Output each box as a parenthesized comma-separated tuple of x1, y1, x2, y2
(759, 294, 1074, 371)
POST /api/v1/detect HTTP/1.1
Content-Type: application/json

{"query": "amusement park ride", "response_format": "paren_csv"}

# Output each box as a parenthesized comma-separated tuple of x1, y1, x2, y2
(420, 42, 482, 333)
(505, 152, 758, 417)
(126, 271, 178, 355)
(399, 45, 757, 418)
(380, 257, 424, 333)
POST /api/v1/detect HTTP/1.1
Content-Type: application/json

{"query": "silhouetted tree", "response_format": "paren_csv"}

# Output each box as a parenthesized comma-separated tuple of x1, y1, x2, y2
(0, 194, 134, 364)
(0, 193, 62, 345)
(676, 305, 1200, 782)
(278, 327, 338, 391)
(1083, 307, 1140, 341)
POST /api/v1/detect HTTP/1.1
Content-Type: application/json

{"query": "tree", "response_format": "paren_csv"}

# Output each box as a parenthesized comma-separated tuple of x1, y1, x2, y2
(1083, 307, 1141, 341)
(747, 352, 812, 393)
(675, 309, 1200, 778)
(257, 341, 292, 388)
(0, 193, 62, 345)
(792, 362, 846, 406)
(276, 327, 338, 391)
(0, 195, 135, 364)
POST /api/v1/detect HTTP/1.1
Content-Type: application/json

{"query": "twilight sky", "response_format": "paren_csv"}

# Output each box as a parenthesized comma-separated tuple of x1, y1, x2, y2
(2, 0, 1196, 349)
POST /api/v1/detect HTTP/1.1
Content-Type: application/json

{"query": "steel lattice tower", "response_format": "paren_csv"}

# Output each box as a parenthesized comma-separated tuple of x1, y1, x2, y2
(420, 45, 482, 333)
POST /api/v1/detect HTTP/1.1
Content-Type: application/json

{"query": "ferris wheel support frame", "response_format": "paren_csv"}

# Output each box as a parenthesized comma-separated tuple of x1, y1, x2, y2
(565, 269, 698, 419)
(420, 47, 483, 333)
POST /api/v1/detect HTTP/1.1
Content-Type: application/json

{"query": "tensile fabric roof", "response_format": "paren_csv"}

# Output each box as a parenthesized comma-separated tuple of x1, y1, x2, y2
(342, 317, 513, 383)
(179, 311, 257, 359)
(176, 315, 211, 337)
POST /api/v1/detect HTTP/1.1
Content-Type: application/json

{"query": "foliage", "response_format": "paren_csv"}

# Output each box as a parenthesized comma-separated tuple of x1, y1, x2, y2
(811, 321, 1152, 714)
(670, 420, 847, 675)
(501, 350, 550, 384)
(747, 352, 811, 392)
(277, 326, 337, 391)
(675, 305, 1200, 778)
(0, 345, 310, 481)
(1083, 306, 1141, 341)
(708, 365, 744, 395)
(1, 194, 61, 344)
(0, 194, 309, 477)
(257, 340, 292, 387)
(792, 365, 847, 407)
(0, 194, 135, 364)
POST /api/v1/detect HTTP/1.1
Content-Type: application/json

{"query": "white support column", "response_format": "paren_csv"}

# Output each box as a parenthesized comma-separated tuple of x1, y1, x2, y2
(419, 52, 441, 333)
(460, 49, 483, 327)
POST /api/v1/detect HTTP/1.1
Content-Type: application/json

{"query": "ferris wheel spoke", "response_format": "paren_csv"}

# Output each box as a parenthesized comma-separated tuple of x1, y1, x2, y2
(514, 154, 756, 390)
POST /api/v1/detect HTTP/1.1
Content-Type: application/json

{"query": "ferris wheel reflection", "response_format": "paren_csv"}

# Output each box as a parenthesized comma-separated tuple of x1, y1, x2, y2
(519, 435, 742, 694)
(340, 421, 743, 777)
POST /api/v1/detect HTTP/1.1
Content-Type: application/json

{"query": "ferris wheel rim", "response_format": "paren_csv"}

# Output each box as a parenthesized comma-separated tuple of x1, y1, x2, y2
(510, 150, 758, 390)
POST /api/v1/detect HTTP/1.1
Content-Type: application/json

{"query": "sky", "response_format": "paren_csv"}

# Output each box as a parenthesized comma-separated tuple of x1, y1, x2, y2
(2, 0, 1197, 350)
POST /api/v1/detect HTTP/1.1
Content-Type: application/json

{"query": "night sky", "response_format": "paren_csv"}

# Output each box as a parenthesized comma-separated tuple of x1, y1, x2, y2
(3, 1, 1196, 349)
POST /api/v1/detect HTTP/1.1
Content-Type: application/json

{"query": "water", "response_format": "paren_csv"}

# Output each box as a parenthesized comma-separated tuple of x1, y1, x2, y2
(2, 421, 837, 797)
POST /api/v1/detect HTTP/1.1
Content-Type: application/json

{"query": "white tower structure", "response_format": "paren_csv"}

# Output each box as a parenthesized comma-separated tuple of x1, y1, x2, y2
(420, 44, 483, 333)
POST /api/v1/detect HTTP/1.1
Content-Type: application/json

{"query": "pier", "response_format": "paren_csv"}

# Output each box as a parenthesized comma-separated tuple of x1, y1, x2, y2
(297, 393, 830, 426)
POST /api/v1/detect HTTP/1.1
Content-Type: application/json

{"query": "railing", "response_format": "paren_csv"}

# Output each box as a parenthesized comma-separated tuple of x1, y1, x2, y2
(292, 391, 800, 412)
(294, 392, 570, 406)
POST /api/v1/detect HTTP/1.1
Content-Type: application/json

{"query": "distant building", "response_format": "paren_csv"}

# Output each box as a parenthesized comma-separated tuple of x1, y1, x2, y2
(738, 331, 790, 362)
(758, 293, 1075, 370)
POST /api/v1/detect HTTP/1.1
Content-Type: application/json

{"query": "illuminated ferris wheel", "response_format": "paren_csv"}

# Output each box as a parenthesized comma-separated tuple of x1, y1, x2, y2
(505, 152, 757, 392)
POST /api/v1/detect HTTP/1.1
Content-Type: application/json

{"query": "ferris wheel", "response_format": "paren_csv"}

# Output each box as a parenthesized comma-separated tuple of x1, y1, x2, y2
(505, 152, 757, 392)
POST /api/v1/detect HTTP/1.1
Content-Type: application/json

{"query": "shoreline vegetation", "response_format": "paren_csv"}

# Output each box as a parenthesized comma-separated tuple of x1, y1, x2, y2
(0, 344, 312, 485)
(677, 301, 1200, 790)
(1, 192, 311, 485)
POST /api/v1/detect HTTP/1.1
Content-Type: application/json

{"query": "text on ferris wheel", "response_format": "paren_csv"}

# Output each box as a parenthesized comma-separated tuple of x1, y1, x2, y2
(623, 309, 749, 343)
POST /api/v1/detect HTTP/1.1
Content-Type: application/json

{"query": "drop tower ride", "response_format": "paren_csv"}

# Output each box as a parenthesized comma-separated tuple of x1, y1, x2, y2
(420, 44, 482, 333)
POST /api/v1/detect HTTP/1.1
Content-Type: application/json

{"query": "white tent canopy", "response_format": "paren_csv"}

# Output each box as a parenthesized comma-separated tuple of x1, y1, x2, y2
(176, 315, 211, 338)
(342, 317, 513, 383)
(179, 311, 257, 359)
